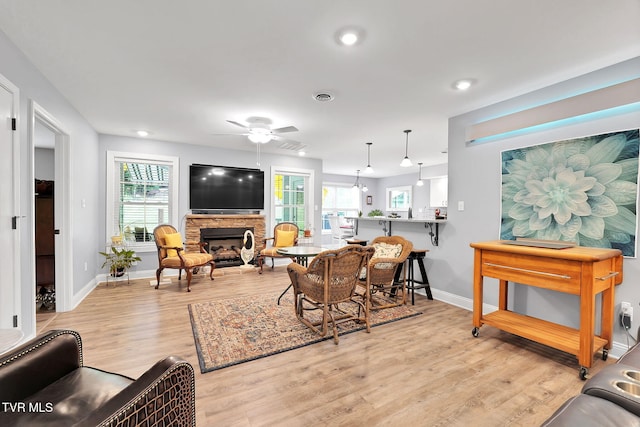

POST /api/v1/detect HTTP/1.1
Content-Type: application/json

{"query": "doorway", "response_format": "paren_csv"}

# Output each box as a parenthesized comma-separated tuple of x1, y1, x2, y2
(30, 101, 71, 324)
(270, 167, 314, 234)
(34, 121, 56, 312)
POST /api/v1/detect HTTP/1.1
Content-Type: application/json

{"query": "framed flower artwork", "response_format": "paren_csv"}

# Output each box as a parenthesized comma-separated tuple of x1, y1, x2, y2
(500, 129, 639, 257)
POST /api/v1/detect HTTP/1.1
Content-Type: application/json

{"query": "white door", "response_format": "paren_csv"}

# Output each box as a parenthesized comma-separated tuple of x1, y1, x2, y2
(0, 75, 18, 329)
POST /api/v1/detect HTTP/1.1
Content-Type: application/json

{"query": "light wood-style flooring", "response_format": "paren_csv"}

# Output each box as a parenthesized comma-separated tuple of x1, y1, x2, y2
(36, 266, 612, 426)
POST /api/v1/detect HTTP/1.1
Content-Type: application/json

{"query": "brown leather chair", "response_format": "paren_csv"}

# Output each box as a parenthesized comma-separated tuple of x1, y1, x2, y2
(0, 329, 195, 426)
(153, 224, 215, 292)
(257, 222, 299, 274)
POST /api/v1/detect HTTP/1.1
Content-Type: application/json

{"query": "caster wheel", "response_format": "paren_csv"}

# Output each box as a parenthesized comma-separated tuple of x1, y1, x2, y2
(579, 367, 588, 380)
(602, 349, 609, 361)
(472, 327, 480, 338)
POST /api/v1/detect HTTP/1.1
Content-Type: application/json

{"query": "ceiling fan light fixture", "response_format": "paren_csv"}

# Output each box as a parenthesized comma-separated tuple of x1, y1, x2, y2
(248, 133, 272, 144)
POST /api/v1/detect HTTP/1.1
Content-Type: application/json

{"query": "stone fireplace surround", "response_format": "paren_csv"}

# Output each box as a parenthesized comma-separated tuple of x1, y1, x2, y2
(185, 214, 266, 268)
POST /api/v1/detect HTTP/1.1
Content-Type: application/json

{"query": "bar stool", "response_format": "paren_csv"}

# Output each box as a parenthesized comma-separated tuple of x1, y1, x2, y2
(405, 249, 433, 305)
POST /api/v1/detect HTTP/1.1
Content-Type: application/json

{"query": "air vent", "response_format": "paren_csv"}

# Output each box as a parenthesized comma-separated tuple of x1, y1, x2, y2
(278, 140, 307, 151)
(313, 92, 334, 102)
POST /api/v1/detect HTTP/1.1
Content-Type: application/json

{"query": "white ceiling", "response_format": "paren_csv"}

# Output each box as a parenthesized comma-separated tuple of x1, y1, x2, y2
(1, 0, 638, 177)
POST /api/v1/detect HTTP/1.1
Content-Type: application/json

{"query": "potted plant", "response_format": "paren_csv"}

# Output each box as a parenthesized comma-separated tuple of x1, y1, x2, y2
(368, 209, 384, 217)
(100, 246, 141, 277)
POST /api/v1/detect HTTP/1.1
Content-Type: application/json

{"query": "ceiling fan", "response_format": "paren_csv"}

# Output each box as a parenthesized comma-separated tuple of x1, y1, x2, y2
(225, 116, 299, 144)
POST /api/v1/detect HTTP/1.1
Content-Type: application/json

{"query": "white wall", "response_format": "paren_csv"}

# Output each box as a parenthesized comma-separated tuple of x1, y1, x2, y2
(443, 57, 640, 355)
(34, 147, 54, 181)
(0, 28, 101, 338)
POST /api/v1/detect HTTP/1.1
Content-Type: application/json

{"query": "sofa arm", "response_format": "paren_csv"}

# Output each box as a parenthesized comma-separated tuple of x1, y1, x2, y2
(0, 329, 82, 401)
(77, 356, 196, 427)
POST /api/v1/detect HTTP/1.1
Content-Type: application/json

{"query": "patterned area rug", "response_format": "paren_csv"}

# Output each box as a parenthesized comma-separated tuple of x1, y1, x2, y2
(189, 291, 421, 373)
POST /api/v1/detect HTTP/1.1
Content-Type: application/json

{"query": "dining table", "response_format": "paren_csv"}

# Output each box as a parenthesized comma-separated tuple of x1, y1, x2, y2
(275, 245, 334, 304)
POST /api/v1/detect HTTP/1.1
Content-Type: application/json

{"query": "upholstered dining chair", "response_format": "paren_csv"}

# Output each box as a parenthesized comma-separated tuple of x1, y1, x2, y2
(257, 222, 299, 274)
(287, 245, 375, 344)
(357, 235, 413, 311)
(153, 224, 215, 292)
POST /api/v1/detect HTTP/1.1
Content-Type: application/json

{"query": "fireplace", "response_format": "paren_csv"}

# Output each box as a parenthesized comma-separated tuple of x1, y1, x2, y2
(200, 227, 253, 268)
(185, 214, 265, 269)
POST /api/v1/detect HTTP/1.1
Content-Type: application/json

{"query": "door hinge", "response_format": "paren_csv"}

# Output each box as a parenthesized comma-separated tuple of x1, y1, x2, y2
(11, 118, 16, 131)
(13, 315, 17, 327)
(11, 216, 17, 229)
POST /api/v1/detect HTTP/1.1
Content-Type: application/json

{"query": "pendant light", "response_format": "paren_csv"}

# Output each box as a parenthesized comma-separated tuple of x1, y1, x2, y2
(353, 170, 368, 192)
(400, 129, 413, 167)
(365, 142, 374, 173)
(416, 162, 424, 186)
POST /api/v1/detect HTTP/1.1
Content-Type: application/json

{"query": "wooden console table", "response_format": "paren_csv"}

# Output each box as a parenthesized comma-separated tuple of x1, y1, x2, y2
(470, 240, 623, 379)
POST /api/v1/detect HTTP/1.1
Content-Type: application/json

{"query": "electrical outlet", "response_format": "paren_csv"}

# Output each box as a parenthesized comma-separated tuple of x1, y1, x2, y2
(621, 313, 632, 329)
(622, 301, 633, 322)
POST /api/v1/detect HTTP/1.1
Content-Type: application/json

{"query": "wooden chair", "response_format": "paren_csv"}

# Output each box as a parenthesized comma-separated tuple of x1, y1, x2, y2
(287, 245, 375, 344)
(358, 235, 413, 311)
(153, 224, 215, 292)
(257, 222, 299, 274)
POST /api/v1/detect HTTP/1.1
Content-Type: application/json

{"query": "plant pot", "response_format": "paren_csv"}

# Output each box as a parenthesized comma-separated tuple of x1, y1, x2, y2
(112, 267, 125, 277)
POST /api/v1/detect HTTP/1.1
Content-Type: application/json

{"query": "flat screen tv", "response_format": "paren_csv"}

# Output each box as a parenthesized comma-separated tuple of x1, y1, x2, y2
(189, 164, 265, 212)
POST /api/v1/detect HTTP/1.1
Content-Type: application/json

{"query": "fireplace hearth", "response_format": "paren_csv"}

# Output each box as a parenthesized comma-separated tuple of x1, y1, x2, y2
(201, 227, 253, 267)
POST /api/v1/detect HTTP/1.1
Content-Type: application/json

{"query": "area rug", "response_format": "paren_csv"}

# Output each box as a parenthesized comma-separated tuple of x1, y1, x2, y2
(188, 291, 421, 373)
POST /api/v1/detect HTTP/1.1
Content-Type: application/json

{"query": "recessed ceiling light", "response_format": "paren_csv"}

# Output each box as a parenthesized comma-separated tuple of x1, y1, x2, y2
(453, 79, 475, 91)
(298, 151, 306, 156)
(340, 32, 358, 45)
(335, 27, 365, 46)
(313, 92, 334, 102)
(136, 130, 150, 137)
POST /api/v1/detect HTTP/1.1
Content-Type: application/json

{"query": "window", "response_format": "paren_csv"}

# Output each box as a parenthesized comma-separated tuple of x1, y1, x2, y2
(321, 183, 360, 233)
(386, 185, 412, 211)
(106, 152, 179, 252)
(271, 167, 314, 234)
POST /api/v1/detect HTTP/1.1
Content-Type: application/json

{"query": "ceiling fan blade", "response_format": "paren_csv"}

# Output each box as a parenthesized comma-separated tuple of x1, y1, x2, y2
(211, 132, 250, 137)
(272, 135, 301, 144)
(226, 120, 250, 129)
(272, 125, 298, 134)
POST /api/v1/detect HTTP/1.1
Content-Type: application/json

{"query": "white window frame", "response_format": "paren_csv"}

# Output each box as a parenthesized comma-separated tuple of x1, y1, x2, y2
(321, 182, 361, 234)
(270, 166, 314, 232)
(106, 151, 179, 253)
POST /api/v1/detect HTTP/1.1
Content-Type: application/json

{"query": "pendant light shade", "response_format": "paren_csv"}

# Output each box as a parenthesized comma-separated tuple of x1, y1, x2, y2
(365, 142, 374, 173)
(400, 129, 413, 167)
(353, 170, 368, 192)
(416, 162, 424, 186)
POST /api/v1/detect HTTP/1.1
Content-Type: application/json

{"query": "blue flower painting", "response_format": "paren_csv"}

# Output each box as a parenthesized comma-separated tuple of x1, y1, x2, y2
(501, 129, 639, 257)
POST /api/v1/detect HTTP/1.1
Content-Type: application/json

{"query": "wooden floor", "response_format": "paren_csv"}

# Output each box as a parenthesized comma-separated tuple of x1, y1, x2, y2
(36, 266, 612, 426)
